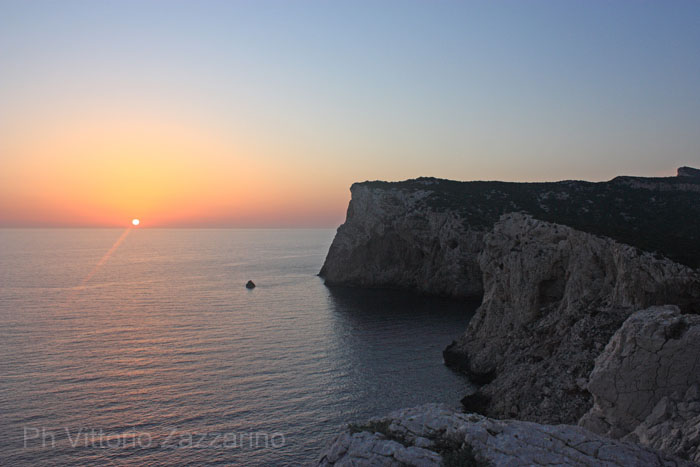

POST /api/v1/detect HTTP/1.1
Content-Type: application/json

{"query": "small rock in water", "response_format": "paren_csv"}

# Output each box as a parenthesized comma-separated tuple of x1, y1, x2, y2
(246, 280, 256, 289)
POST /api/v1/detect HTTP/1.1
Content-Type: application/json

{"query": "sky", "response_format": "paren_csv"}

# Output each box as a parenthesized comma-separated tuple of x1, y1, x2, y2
(1, 0, 699, 227)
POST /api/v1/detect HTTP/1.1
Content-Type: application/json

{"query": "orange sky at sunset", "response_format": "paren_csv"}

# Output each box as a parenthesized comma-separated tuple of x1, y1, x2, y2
(0, 101, 688, 228)
(1, 108, 350, 228)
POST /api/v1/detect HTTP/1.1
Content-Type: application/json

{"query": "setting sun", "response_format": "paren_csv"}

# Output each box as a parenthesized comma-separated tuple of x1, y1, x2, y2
(132, 219, 140, 226)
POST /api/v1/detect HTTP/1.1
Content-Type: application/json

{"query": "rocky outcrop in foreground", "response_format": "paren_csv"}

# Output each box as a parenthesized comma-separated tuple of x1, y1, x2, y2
(580, 306, 700, 463)
(443, 214, 700, 424)
(317, 404, 692, 466)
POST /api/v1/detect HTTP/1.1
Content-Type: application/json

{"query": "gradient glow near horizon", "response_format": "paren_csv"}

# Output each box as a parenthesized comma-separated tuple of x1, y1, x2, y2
(1, 1, 699, 227)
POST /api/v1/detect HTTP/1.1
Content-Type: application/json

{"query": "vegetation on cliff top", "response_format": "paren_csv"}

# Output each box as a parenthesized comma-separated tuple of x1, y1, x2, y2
(355, 171, 700, 268)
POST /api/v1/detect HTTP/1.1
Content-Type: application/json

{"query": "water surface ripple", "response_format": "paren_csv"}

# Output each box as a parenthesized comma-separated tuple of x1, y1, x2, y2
(0, 229, 475, 465)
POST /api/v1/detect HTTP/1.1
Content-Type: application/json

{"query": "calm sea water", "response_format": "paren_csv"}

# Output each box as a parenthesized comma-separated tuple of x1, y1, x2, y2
(0, 228, 476, 466)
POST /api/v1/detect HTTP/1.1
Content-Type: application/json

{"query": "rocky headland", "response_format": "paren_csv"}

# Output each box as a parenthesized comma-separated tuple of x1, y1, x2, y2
(320, 168, 700, 296)
(317, 167, 700, 465)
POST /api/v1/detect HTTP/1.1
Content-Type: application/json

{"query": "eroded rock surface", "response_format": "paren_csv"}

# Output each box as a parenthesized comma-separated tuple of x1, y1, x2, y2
(319, 181, 485, 298)
(580, 306, 700, 462)
(443, 214, 700, 424)
(320, 170, 700, 294)
(317, 404, 691, 466)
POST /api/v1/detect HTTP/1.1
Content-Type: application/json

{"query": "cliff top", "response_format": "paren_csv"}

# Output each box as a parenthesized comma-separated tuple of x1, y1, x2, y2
(348, 167, 700, 268)
(354, 166, 700, 190)
(678, 166, 700, 178)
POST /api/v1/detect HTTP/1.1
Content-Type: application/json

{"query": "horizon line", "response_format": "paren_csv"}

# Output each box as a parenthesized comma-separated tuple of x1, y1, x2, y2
(0, 225, 340, 229)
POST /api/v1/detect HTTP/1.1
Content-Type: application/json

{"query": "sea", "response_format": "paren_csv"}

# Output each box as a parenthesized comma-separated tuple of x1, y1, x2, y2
(0, 228, 477, 466)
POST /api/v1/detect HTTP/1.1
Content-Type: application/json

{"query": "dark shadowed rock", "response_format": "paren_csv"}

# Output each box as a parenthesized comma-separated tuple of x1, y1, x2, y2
(678, 166, 700, 178)
(245, 280, 255, 289)
(460, 392, 491, 415)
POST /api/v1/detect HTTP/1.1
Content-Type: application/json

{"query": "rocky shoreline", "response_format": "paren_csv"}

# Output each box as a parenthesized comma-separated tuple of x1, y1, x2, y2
(317, 403, 695, 466)
(316, 168, 700, 465)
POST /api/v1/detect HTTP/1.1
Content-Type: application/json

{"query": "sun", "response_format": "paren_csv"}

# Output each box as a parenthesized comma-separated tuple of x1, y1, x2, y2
(132, 218, 140, 226)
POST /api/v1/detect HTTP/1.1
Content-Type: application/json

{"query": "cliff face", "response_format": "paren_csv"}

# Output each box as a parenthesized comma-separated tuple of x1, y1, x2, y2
(580, 306, 700, 462)
(443, 214, 700, 424)
(320, 169, 700, 295)
(319, 181, 485, 298)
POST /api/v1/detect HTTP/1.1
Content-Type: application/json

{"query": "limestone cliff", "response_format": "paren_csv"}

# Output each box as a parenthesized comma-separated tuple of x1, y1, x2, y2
(444, 214, 700, 425)
(319, 180, 484, 298)
(316, 404, 692, 466)
(320, 168, 700, 294)
(580, 306, 700, 462)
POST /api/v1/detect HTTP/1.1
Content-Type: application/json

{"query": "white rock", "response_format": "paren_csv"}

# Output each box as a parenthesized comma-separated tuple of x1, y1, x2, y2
(319, 183, 485, 298)
(316, 404, 691, 466)
(580, 306, 700, 462)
